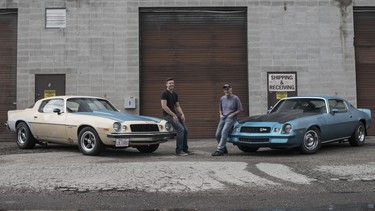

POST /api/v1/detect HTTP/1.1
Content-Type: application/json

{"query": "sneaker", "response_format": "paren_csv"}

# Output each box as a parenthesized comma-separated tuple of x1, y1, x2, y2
(211, 151, 224, 156)
(176, 152, 188, 156)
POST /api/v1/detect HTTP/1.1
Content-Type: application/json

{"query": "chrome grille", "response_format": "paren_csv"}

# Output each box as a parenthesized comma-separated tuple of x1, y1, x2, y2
(130, 124, 159, 132)
(240, 127, 271, 133)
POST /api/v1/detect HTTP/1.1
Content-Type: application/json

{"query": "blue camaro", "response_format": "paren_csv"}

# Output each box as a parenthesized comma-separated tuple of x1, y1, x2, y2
(228, 96, 372, 154)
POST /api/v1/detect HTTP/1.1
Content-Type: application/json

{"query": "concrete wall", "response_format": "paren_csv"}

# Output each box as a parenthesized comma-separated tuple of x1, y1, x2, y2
(249, 0, 360, 114)
(354, 0, 374, 6)
(0, 0, 371, 115)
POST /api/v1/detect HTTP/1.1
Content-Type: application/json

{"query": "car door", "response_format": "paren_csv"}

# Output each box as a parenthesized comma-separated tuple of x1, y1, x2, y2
(31, 98, 68, 143)
(322, 99, 357, 140)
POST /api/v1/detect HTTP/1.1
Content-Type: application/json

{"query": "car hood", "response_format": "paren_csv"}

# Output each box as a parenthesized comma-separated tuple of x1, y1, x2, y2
(238, 110, 317, 124)
(77, 110, 162, 123)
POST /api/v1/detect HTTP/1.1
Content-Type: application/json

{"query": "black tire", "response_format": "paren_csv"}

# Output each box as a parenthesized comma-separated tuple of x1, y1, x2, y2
(237, 145, 259, 152)
(300, 127, 321, 154)
(78, 127, 104, 156)
(136, 144, 159, 153)
(16, 122, 37, 149)
(349, 122, 366, 146)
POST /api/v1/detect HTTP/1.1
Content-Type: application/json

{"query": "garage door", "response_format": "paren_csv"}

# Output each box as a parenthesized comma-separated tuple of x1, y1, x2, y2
(139, 7, 248, 138)
(354, 7, 375, 135)
(0, 9, 17, 141)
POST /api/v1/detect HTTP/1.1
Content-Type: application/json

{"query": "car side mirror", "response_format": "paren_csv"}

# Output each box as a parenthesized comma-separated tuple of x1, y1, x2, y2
(53, 108, 62, 115)
(330, 108, 339, 115)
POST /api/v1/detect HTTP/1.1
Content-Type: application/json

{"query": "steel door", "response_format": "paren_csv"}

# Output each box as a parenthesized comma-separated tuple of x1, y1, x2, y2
(35, 74, 66, 101)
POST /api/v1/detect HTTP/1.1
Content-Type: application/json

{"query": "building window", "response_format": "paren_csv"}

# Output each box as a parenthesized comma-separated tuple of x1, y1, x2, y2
(45, 8, 66, 28)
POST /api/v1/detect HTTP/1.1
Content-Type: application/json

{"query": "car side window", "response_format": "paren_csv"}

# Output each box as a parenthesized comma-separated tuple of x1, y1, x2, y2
(39, 99, 64, 113)
(328, 99, 347, 113)
(66, 100, 79, 112)
(309, 99, 326, 113)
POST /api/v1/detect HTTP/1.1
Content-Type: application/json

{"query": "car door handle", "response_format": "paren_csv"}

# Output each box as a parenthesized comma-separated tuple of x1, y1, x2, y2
(33, 116, 38, 118)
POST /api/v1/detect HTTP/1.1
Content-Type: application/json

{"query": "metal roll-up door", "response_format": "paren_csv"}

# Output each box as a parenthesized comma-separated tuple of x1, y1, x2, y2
(0, 9, 17, 141)
(354, 7, 375, 135)
(140, 7, 248, 138)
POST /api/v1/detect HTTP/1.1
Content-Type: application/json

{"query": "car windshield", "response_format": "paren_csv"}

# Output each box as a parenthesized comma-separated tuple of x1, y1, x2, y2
(271, 98, 327, 114)
(67, 98, 118, 112)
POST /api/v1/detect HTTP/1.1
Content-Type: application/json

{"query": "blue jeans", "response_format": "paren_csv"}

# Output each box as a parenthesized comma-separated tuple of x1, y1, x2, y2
(215, 117, 236, 152)
(165, 115, 188, 153)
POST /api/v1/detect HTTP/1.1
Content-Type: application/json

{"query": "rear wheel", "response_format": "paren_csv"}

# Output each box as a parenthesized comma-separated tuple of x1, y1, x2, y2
(78, 127, 104, 156)
(349, 122, 366, 146)
(16, 122, 36, 149)
(136, 144, 159, 153)
(300, 127, 321, 154)
(237, 145, 259, 152)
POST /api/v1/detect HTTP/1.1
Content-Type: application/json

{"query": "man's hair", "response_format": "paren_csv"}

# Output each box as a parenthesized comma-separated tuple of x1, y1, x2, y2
(166, 77, 174, 82)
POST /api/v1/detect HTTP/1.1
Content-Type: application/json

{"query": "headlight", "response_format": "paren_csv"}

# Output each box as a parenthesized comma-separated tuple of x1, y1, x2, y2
(165, 122, 173, 131)
(113, 122, 122, 132)
(282, 124, 292, 134)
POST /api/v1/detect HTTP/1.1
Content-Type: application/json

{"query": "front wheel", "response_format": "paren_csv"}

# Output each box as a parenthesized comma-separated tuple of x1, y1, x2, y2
(78, 127, 104, 156)
(16, 122, 36, 149)
(300, 127, 321, 154)
(349, 122, 366, 146)
(237, 145, 259, 153)
(136, 144, 159, 153)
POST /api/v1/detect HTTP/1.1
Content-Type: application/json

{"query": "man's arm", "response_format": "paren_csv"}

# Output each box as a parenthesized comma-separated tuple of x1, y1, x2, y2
(228, 97, 243, 119)
(175, 102, 185, 121)
(161, 99, 180, 123)
(228, 110, 241, 119)
(161, 100, 177, 117)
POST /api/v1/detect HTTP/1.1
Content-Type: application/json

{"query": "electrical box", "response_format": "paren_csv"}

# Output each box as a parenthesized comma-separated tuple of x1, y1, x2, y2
(125, 97, 136, 109)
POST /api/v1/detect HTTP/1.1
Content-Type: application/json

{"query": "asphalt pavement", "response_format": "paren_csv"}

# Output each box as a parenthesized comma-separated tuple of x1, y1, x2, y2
(1, 137, 375, 210)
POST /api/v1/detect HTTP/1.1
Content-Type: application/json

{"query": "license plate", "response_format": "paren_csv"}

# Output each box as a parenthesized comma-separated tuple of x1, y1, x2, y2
(116, 138, 129, 147)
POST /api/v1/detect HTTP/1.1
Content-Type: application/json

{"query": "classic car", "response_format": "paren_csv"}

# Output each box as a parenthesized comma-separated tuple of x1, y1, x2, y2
(228, 96, 372, 154)
(5, 96, 175, 156)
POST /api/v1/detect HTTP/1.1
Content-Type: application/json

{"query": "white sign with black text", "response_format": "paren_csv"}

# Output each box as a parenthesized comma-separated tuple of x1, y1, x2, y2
(268, 73, 296, 92)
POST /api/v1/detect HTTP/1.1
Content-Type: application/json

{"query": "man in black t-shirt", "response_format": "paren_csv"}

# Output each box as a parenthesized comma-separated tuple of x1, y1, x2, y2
(161, 78, 189, 156)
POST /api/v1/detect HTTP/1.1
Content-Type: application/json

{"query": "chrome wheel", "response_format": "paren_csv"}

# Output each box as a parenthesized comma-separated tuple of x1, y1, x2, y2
(80, 131, 97, 152)
(16, 122, 36, 149)
(356, 125, 365, 143)
(17, 127, 27, 145)
(78, 127, 104, 156)
(349, 122, 366, 146)
(300, 127, 321, 154)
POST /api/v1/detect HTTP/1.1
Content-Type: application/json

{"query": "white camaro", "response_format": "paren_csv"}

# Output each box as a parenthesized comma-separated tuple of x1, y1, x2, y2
(6, 96, 175, 156)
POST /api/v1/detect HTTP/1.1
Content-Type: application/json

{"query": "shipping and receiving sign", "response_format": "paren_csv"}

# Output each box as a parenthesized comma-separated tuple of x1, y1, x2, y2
(267, 72, 297, 108)
(268, 73, 296, 91)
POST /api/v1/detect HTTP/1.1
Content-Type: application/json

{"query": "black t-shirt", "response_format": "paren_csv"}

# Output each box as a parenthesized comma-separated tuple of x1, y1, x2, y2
(161, 90, 178, 117)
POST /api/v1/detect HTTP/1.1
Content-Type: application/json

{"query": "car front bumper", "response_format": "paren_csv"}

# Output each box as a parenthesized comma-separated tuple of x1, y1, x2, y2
(228, 130, 304, 149)
(107, 131, 176, 146)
